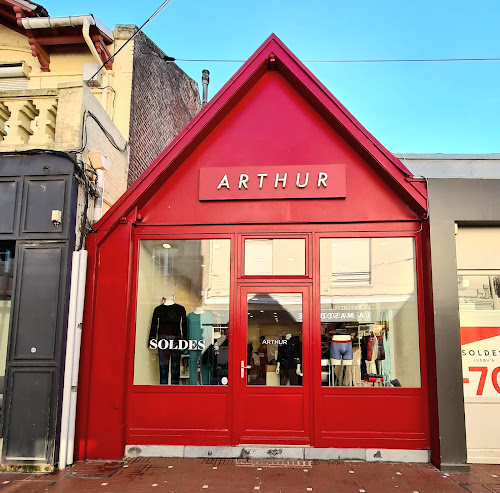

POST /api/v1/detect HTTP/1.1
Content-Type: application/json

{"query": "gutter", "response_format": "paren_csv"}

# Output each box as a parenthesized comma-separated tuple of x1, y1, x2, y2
(21, 14, 113, 41)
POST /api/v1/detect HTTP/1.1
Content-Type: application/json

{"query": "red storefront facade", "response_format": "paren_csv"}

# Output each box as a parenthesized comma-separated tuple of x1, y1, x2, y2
(75, 35, 434, 463)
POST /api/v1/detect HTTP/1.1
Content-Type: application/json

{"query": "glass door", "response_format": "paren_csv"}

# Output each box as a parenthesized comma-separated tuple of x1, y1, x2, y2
(234, 286, 311, 445)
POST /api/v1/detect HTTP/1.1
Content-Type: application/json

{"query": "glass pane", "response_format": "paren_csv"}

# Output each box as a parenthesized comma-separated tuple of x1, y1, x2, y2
(320, 238, 420, 388)
(134, 239, 230, 386)
(0, 241, 15, 427)
(246, 293, 303, 386)
(244, 239, 305, 275)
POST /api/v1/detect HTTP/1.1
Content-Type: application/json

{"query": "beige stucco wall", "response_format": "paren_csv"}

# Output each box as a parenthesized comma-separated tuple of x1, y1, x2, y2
(0, 23, 134, 135)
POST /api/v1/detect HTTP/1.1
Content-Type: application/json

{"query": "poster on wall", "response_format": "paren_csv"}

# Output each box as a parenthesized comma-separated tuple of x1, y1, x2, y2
(461, 326, 500, 399)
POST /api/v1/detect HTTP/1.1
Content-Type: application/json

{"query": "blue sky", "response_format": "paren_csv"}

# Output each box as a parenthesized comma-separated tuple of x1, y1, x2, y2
(43, 0, 500, 154)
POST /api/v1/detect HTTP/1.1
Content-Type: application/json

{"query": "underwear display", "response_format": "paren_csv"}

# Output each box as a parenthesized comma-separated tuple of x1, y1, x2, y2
(330, 338, 353, 361)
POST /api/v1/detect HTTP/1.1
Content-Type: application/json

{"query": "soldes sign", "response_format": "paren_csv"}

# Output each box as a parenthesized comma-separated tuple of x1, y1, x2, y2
(149, 339, 206, 350)
(199, 165, 346, 201)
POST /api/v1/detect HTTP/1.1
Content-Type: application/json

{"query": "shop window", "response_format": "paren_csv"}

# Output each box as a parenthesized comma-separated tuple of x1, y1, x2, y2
(0, 241, 15, 427)
(134, 239, 230, 386)
(456, 227, 500, 462)
(244, 239, 305, 276)
(320, 238, 420, 388)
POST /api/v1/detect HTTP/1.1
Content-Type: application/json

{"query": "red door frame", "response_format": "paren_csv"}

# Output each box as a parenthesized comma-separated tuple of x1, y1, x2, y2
(119, 222, 429, 451)
(233, 284, 312, 445)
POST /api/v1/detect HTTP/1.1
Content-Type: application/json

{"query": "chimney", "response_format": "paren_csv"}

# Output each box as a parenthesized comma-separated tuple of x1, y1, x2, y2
(202, 69, 210, 107)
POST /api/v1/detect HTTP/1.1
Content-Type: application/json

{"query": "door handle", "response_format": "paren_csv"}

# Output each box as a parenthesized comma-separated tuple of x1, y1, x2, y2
(241, 360, 251, 378)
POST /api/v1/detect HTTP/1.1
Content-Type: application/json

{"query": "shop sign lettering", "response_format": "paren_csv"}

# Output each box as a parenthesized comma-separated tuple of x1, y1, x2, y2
(461, 326, 500, 398)
(261, 339, 288, 345)
(199, 165, 346, 201)
(149, 339, 206, 350)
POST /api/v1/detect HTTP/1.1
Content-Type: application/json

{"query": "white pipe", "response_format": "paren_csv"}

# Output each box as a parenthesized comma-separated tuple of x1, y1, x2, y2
(21, 15, 113, 41)
(94, 169, 105, 223)
(66, 250, 88, 466)
(82, 18, 108, 75)
(58, 251, 80, 470)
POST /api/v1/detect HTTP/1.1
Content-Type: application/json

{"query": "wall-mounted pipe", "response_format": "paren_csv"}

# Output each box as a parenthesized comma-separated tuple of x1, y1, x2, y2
(58, 250, 88, 469)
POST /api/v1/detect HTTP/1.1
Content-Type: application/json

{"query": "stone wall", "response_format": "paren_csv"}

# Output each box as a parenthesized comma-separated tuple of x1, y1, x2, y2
(127, 31, 201, 187)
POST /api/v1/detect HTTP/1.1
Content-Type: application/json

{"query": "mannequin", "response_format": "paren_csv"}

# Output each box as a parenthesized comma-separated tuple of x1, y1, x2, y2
(148, 297, 187, 385)
(276, 334, 301, 386)
(187, 306, 213, 385)
(330, 334, 353, 386)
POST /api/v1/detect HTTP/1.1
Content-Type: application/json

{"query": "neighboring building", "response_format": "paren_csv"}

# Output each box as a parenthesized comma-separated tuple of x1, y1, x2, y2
(400, 154, 500, 467)
(0, 0, 200, 468)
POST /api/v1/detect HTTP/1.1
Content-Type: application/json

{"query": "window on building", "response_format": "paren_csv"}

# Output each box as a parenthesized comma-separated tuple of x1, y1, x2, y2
(134, 239, 230, 386)
(320, 237, 420, 388)
(244, 239, 306, 276)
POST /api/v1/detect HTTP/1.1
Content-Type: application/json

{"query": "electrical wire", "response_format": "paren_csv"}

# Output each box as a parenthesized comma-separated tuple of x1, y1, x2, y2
(166, 56, 500, 64)
(89, 0, 174, 81)
(78, 110, 128, 154)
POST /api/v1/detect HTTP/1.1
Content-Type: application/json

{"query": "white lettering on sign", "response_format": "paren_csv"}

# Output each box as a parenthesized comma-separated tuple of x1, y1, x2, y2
(239, 174, 249, 189)
(318, 172, 328, 188)
(274, 173, 288, 189)
(217, 175, 230, 190)
(216, 171, 330, 191)
(261, 339, 288, 345)
(149, 339, 206, 351)
(296, 172, 309, 188)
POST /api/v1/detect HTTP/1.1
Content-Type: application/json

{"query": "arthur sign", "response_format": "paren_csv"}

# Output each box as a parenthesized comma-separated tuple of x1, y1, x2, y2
(199, 165, 346, 201)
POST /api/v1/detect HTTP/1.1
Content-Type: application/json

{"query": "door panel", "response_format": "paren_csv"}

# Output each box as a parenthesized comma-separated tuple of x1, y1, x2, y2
(235, 286, 311, 445)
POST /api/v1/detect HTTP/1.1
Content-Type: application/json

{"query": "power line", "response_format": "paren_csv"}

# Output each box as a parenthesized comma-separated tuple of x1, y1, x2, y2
(167, 56, 500, 64)
(89, 0, 173, 80)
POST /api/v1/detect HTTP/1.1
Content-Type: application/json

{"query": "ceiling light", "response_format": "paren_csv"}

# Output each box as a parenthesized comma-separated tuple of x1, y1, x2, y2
(260, 310, 264, 313)
(213, 243, 221, 249)
(162, 243, 171, 249)
(255, 258, 263, 262)
(287, 257, 296, 261)
(379, 241, 387, 247)
(201, 264, 206, 267)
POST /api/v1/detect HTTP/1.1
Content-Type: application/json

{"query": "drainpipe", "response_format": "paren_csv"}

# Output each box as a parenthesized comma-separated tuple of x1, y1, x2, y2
(59, 250, 87, 469)
(21, 15, 112, 107)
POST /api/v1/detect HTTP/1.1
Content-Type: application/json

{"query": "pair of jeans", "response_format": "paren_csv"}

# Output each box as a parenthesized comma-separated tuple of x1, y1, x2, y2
(330, 340, 353, 361)
(158, 336, 181, 384)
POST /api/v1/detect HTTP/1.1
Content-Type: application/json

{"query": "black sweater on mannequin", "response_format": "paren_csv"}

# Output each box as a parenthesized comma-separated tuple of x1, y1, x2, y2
(149, 303, 187, 341)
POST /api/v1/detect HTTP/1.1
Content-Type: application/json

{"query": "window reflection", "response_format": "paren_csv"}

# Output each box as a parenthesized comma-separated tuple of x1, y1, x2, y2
(247, 293, 303, 386)
(320, 238, 420, 388)
(134, 239, 230, 386)
(244, 239, 305, 275)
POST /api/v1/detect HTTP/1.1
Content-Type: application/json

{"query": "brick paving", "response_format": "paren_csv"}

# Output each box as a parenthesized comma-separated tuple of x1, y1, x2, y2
(0, 458, 498, 492)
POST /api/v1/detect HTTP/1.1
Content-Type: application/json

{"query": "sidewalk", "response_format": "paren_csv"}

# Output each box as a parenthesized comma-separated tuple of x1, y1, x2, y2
(0, 458, 499, 492)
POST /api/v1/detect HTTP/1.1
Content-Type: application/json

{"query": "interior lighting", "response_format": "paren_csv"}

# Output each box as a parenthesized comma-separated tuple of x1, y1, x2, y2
(379, 242, 388, 247)
(287, 257, 296, 261)
(201, 264, 206, 267)
(255, 258, 263, 262)
(260, 310, 264, 313)
(162, 243, 171, 249)
(213, 243, 221, 249)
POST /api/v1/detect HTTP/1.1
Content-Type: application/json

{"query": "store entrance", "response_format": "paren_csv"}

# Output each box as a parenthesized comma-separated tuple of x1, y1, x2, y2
(234, 285, 311, 445)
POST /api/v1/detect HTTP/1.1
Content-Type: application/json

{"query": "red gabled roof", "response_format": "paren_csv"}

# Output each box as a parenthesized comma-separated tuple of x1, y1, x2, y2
(96, 34, 427, 232)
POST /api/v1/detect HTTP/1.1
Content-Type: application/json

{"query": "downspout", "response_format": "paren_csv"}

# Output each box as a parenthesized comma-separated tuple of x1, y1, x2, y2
(59, 250, 88, 469)
(21, 15, 112, 110)
(81, 18, 109, 111)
